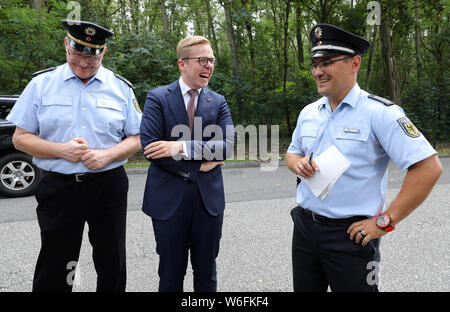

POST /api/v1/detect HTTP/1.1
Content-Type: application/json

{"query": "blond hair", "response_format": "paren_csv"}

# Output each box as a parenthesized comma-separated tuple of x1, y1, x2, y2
(177, 36, 211, 59)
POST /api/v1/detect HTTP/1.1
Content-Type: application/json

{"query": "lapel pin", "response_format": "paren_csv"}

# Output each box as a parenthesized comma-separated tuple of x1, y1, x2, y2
(207, 98, 211, 102)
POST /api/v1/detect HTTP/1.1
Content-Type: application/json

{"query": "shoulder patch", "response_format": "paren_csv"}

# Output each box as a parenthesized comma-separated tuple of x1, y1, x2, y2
(32, 67, 57, 77)
(397, 117, 420, 138)
(114, 73, 133, 88)
(133, 98, 142, 113)
(368, 94, 394, 106)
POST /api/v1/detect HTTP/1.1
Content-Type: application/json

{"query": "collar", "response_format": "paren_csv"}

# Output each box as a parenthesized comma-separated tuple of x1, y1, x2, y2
(317, 83, 361, 111)
(93, 65, 106, 83)
(179, 77, 202, 96)
(63, 63, 105, 83)
(63, 63, 76, 81)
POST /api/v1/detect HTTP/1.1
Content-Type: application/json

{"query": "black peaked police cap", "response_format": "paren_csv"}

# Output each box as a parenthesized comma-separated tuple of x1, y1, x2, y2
(62, 20, 114, 55)
(309, 24, 370, 58)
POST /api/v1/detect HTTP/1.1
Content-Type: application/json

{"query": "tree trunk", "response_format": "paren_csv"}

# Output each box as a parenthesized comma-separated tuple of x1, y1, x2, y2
(130, 0, 140, 33)
(193, 4, 203, 35)
(241, 0, 255, 71)
(222, 0, 243, 121)
(294, 1, 304, 69)
(414, 0, 422, 81)
(269, 1, 282, 77)
(31, 0, 44, 10)
(158, 0, 170, 35)
(365, 26, 377, 89)
(204, 0, 219, 56)
(380, 12, 401, 104)
(283, 0, 292, 134)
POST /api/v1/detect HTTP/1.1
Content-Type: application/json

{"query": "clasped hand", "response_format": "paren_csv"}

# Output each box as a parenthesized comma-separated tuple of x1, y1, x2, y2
(62, 138, 110, 170)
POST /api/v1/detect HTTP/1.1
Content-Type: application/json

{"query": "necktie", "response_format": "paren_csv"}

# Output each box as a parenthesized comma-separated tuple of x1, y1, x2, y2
(187, 89, 197, 131)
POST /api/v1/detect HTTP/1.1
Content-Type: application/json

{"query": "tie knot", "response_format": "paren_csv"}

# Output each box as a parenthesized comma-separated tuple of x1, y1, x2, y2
(188, 89, 198, 97)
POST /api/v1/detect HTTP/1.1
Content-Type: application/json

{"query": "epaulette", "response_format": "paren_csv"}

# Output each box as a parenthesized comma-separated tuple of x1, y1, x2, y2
(32, 67, 57, 77)
(114, 73, 133, 88)
(368, 94, 394, 106)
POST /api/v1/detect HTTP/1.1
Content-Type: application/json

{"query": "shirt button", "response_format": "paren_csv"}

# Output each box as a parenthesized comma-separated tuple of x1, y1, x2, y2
(82, 126, 86, 130)
(82, 107, 86, 111)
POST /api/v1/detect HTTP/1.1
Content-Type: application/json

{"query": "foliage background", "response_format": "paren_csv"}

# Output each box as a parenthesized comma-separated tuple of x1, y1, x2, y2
(0, 0, 448, 146)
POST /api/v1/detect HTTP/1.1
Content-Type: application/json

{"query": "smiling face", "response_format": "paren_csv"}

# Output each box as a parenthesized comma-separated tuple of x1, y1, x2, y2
(178, 43, 215, 90)
(312, 54, 361, 108)
(64, 37, 104, 83)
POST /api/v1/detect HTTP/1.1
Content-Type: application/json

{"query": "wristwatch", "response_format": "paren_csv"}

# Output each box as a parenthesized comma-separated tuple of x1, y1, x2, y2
(376, 213, 395, 232)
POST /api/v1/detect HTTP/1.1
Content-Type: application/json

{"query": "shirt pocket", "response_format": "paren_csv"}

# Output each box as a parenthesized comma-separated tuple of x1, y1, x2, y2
(39, 96, 74, 134)
(42, 96, 73, 107)
(96, 99, 125, 134)
(299, 126, 319, 152)
(97, 99, 123, 112)
(335, 125, 370, 142)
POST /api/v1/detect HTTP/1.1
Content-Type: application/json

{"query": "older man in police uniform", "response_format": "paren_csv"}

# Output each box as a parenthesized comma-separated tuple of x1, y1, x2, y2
(286, 24, 442, 292)
(7, 20, 141, 292)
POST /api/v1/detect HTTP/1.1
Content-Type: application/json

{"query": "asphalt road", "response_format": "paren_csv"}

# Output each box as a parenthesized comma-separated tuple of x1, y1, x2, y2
(0, 158, 449, 292)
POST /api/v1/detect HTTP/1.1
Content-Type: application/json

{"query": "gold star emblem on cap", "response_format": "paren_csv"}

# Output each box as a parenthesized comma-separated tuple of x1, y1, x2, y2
(84, 27, 96, 36)
(315, 27, 322, 39)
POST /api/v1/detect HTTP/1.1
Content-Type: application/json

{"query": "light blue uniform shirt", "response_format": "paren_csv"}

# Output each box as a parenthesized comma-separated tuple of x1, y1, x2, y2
(7, 63, 142, 174)
(287, 83, 436, 218)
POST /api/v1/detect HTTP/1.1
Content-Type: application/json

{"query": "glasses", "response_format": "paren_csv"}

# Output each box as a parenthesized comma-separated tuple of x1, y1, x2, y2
(182, 57, 216, 66)
(67, 49, 102, 64)
(309, 55, 353, 72)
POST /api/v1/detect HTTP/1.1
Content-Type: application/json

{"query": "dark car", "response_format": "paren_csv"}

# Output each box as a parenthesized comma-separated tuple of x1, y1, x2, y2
(0, 95, 19, 119)
(0, 96, 43, 197)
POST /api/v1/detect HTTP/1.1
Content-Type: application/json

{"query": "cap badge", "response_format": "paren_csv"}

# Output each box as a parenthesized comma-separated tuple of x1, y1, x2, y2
(84, 27, 96, 36)
(85, 37, 91, 41)
(315, 27, 322, 39)
(318, 41, 322, 45)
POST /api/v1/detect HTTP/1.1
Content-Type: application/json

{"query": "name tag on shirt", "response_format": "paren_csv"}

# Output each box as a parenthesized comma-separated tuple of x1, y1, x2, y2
(344, 128, 360, 134)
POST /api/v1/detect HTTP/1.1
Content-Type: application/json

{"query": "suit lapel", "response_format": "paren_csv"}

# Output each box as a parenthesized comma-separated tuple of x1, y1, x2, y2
(167, 80, 189, 126)
(196, 88, 213, 119)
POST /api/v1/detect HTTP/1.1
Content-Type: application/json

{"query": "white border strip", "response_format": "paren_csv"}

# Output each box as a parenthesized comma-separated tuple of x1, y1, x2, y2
(312, 45, 355, 54)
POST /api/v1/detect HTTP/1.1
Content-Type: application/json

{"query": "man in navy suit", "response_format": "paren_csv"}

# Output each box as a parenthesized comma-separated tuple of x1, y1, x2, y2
(140, 36, 234, 292)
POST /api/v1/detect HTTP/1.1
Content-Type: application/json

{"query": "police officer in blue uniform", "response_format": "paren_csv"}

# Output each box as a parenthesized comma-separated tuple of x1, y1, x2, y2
(7, 20, 142, 292)
(286, 24, 442, 292)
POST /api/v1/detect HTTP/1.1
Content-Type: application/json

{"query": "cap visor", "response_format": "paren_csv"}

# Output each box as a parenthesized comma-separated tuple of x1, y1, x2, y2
(69, 39, 103, 55)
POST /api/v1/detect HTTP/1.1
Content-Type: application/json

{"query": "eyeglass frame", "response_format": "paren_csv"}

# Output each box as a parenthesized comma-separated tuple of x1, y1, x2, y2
(309, 55, 354, 72)
(181, 56, 217, 66)
(66, 48, 103, 64)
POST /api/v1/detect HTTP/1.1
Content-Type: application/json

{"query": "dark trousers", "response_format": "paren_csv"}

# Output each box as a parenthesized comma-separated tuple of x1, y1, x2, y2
(151, 183, 223, 292)
(32, 166, 128, 292)
(291, 206, 380, 292)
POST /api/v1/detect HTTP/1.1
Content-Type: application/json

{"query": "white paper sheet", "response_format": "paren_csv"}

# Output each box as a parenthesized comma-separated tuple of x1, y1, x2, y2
(300, 145, 351, 200)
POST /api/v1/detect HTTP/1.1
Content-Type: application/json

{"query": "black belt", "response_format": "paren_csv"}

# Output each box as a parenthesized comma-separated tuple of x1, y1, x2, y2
(43, 166, 122, 183)
(301, 207, 367, 225)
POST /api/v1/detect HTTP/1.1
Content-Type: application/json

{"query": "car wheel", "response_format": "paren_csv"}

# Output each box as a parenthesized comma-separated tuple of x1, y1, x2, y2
(0, 152, 43, 197)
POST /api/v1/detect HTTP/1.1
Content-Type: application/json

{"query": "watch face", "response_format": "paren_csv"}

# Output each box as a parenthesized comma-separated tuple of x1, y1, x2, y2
(377, 214, 390, 227)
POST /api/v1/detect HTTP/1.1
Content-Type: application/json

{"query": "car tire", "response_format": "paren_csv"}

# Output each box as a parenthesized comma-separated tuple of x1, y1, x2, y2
(0, 152, 43, 197)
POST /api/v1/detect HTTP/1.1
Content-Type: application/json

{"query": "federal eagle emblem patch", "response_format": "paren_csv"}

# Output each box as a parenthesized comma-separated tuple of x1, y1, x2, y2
(133, 98, 142, 113)
(397, 117, 420, 138)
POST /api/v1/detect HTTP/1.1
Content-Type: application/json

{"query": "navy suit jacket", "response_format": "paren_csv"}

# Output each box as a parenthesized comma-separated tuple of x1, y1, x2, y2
(140, 80, 234, 220)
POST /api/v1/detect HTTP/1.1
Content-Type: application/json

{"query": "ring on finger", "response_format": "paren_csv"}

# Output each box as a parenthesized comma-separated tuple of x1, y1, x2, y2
(359, 230, 366, 238)
(298, 164, 303, 169)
